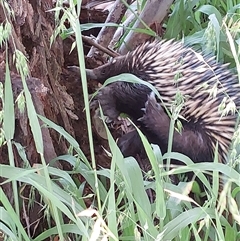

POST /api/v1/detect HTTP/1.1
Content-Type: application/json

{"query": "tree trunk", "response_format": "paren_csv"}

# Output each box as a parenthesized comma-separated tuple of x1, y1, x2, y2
(0, 0, 77, 166)
(0, 0, 96, 237)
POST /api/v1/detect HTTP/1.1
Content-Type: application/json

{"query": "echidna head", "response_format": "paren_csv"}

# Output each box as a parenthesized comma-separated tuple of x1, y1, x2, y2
(86, 55, 127, 84)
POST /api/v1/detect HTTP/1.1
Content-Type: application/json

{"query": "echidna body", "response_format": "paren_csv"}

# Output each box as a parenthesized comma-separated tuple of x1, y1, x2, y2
(87, 40, 240, 164)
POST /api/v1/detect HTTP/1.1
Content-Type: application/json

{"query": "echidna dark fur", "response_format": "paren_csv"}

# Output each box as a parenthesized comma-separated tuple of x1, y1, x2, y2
(86, 39, 240, 164)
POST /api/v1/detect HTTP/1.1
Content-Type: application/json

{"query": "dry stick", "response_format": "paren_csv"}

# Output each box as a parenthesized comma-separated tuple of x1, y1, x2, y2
(119, 0, 174, 54)
(82, 35, 119, 58)
(109, 10, 136, 50)
(83, 0, 114, 9)
(87, 0, 132, 58)
(67, 35, 120, 75)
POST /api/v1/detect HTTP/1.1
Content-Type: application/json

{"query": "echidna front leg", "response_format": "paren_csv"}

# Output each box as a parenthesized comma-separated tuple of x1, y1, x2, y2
(96, 85, 121, 119)
(96, 81, 153, 157)
(97, 82, 151, 120)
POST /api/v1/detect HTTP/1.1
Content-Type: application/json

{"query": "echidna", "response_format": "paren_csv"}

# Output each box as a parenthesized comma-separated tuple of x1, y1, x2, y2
(86, 39, 240, 164)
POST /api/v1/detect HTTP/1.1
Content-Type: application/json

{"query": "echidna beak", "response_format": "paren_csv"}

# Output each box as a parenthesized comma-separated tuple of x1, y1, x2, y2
(86, 69, 98, 80)
(67, 66, 98, 80)
(67, 65, 80, 74)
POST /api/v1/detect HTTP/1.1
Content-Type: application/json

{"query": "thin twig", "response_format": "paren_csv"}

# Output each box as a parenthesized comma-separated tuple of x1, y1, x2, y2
(87, 0, 132, 57)
(82, 35, 120, 58)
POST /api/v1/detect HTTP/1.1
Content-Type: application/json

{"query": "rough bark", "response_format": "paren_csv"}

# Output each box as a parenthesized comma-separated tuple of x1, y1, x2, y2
(0, 0, 85, 237)
(0, 0, 75, 167)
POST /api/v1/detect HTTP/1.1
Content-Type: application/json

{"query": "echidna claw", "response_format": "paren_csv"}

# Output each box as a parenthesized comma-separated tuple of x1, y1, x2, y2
(149, 91, 156, 99)
(147, 91, 162, 110)
(90, 99, 98, 109)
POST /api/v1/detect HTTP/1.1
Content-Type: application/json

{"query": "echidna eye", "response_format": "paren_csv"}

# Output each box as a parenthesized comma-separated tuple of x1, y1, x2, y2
(101, 69, 106, 75)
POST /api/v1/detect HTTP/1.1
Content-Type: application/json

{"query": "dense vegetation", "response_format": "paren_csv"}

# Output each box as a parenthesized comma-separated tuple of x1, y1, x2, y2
(0, 0, 240, 240)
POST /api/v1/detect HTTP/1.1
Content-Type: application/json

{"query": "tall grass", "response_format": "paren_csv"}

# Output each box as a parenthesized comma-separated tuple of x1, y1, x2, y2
(0, 0, 240, 240)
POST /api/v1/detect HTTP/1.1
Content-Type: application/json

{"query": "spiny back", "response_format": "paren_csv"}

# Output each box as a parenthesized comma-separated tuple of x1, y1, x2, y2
(88, 39, 240, 162)
(129, 41, 240, 159)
